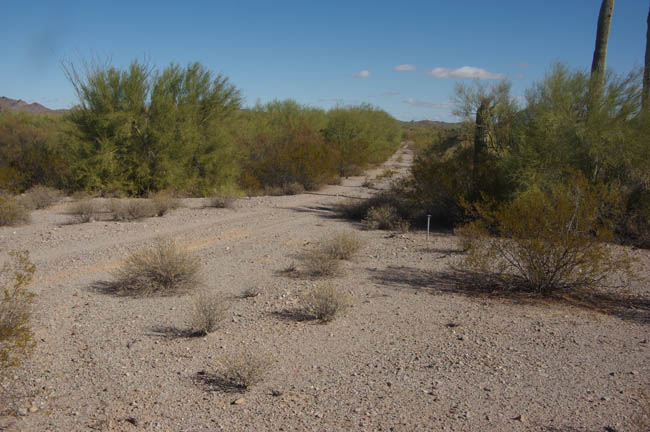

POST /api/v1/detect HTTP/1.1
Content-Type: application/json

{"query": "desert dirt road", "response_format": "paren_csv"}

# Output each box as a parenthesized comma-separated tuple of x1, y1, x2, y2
(1, 146, 649, 431)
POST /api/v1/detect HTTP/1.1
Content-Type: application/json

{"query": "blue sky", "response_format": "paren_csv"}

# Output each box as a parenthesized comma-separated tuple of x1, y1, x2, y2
(1, 0, 648, 121)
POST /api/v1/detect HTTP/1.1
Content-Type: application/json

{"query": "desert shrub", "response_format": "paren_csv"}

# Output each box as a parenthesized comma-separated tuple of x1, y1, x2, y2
(111, 238, 201, 296)
(204, 195, 235, 209)
(18, 185, 62, 210)
(283, 182, 305, 195)
(376, 169, 396, 180)
(109, 199, 157, 221)
(362, 177, 375, 188)
(217, 349, 272, 390)
(151, 192, 181, 216)
(302, 283, 351, 322)
(304, 250, 342, 278)
(67, 199, 99, 223)
(319, 231, 362, 260)
(0, 251, 35, 410)
(457, 175, 631, 294)
(190, 290, 228, 336)
(0, 194, 30, 226)
(0, 110, 68, 192)
(240, 100, 332, 192)
(364, 205, 409, 231)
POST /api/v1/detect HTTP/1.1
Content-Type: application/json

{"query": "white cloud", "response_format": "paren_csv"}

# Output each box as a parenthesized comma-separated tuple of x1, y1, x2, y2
(403, 98, 453, 109)
(426, 66, 505, 80)
(394, 64, 416, 71)
(353, 70, 371, 78)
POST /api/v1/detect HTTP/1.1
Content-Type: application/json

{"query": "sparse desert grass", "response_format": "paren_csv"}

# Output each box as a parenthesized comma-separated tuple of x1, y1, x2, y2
(302, 283, 351, 322)
(364, 204, 409, 231)
(0, 251, 35, 413)
(204, 195, 235, 209)
(151, 192, 181, 216)
(111, 239, 202, 296)
(319, 231, 362, 260)
(190, 290, 228, 336)
(18, 185, 62, 210)
(304, 249, 342, 277)
(216, 349, 272, 390)
(67, 199, 99, 223)
(0, 194, 30, 226)
(109, 199, 157, 221)
(362, 177, 375, 188)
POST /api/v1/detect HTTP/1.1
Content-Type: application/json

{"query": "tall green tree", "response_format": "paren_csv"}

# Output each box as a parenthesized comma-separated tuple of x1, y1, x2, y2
(63, 60, 241, 195)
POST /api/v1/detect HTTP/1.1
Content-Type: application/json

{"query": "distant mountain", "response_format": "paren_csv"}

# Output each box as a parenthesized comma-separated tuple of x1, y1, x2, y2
(0, 96, 68, 115)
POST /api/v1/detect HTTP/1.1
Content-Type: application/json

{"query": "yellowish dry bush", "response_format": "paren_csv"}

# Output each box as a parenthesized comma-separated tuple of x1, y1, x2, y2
(302, 283, 351, 322)
(111, 239, 202, 296)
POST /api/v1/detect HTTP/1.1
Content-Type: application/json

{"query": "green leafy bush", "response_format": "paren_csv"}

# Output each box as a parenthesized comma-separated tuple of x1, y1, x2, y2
(457, 175, 630, 294)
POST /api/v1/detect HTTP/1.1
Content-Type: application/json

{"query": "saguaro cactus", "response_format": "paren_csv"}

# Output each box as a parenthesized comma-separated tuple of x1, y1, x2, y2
(642, 5, 650, 110)
(591, 0, 615, 89)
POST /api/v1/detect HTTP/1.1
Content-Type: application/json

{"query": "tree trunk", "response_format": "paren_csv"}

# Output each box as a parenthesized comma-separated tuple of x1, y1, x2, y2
(472, 99, 491, 196)
(591, 0, 615, 87)
(641, 4, 650, 110)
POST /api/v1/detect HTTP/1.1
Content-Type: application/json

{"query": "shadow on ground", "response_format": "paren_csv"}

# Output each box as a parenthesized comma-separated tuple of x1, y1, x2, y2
(193, 371, 244, 393)
(149, 326, 205, 339)
(369, 266, 650, 325)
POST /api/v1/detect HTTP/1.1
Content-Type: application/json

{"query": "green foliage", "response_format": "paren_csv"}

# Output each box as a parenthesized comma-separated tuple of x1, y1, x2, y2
(323, 104, 401, 176)
(457, 174, 630, 294)
(0, 193, 30, 226)
(240, 100, 331, 191)
(1, 251, 35, 386)
(0, 110, 68, 192)
(64, 60, 242, 196)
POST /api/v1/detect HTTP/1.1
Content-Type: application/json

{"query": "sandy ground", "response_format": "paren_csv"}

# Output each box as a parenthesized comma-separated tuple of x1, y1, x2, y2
(1, 147, 649, 432)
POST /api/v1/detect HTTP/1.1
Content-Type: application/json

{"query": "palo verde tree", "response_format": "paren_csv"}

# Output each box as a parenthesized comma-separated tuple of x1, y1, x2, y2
(643, 4, 650, 111)
(63, 59, 242, 195)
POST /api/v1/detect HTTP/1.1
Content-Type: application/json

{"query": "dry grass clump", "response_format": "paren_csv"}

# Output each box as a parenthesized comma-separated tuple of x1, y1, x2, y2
(240, 286, 261, 298)
(0, 193, 30, 226)
(204, 195, 236, 209)
(376, 168, 397, 180)
(67, 199, 99, 223)
(302, 283, 351, 322)
(190, 290, 228, 336)
(364, 204, 409, 232)
(362, 177, 375, 188)
(111, 239, 201, 296)
(151, 192, 181, 216)
(18, 185, 62, 210)
(319, 231, 362, 260)
(217, 349, 272, 390)
(458, 177, 632, 295)
(0, 251, 35, 413)
(109, 199, 157, 221)
(304, 250, 342, 277)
